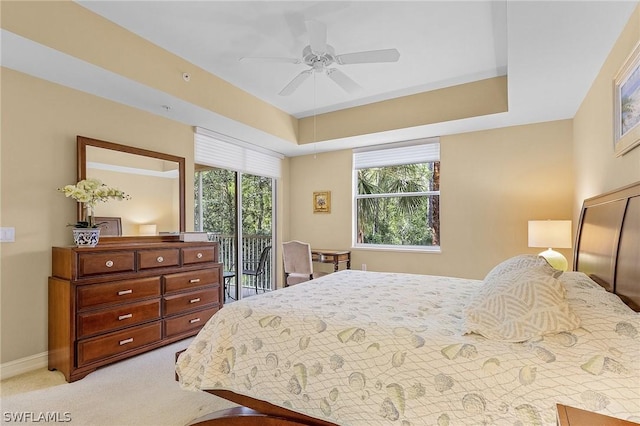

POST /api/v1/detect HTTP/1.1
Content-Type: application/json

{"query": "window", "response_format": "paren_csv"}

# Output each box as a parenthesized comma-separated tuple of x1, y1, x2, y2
(353, 139, 440, 249)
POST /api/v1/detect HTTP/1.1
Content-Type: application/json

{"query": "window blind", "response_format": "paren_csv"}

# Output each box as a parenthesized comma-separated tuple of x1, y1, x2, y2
(194, 127, 283, 178)
(353, 138, 440, 169)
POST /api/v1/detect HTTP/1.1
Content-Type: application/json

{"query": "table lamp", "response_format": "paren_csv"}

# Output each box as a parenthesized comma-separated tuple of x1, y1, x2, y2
(527, 220, 572, 271)
(139, 224, 157, 236)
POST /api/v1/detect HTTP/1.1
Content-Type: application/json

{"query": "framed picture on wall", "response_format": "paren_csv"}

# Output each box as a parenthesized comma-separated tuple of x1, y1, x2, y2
(614, 41, 640, 156)
(313, 191, 331, 213)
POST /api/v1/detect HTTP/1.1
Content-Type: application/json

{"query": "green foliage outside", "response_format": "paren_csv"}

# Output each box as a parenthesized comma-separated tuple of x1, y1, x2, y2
(194, 168, 274, 291)
(357, 163, 439, 246)
(194, 168, 272, 236)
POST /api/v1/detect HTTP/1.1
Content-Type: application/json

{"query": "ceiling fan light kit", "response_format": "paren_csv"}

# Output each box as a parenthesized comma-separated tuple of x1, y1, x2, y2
(241, 20, 400, 96)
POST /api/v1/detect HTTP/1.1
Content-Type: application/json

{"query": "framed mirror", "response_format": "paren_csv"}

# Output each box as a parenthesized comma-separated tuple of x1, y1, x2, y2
(77, 136, 185, 237)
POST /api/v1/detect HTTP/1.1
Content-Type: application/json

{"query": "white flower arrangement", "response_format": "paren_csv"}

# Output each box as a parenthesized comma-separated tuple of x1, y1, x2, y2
(58, 178, 130, 228)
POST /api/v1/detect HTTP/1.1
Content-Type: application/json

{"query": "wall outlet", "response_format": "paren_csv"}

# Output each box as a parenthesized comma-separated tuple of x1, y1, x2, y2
(0, 227, 15, 242)
(361, 263, 367, 271)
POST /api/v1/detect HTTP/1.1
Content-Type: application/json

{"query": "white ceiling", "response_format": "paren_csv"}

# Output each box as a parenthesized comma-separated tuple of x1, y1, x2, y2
(78, 1, 509, 118)
(2, 1, 637, 156)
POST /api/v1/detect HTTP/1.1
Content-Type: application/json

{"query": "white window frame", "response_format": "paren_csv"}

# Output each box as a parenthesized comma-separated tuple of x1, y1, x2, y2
(352, 138, 440, 252)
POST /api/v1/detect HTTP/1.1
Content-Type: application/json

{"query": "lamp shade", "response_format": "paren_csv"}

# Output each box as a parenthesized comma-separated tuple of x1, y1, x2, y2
(139, 224, 157, 236)
(528, 220, 572, 248)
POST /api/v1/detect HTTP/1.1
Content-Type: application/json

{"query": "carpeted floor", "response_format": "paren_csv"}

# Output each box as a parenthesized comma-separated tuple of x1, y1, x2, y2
(0, 338, 237, 425)
(1, 368, 68, 398)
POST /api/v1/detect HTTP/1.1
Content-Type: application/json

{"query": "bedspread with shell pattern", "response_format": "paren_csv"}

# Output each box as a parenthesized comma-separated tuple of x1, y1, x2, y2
(176, 270, 640, 425)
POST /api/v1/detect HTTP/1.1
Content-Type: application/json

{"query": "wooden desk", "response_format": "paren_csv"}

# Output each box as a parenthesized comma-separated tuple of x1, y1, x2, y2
(311, 249, 351, 272)
(556, 404, 638, 426)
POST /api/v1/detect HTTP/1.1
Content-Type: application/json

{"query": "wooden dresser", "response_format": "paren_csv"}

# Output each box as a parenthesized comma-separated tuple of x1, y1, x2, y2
(48, 240, 223, 382)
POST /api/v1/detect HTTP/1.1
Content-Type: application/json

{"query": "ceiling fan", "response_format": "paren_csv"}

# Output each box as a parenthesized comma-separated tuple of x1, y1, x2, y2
(240, 20, 400, 96)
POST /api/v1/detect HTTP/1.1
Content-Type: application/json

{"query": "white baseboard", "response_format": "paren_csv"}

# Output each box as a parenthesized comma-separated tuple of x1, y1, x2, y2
(0, 351, 48, 380)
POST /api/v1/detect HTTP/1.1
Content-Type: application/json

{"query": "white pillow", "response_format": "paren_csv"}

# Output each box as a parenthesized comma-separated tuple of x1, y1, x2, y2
(484, 254, 561, 283)
(463, 265, 580, 342)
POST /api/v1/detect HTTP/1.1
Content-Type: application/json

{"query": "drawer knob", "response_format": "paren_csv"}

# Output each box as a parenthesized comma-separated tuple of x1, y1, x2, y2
(197, 252, 203, 259)
(118, 313, 133, 321)
(156, 256, 164, 263)
(105, 260, 114, 268)
(119, 337, 134, 346)
(189, 278, 201, 284)
(189, 298, 201, 304)
(189, 318, 201, 324)
(117, 289, 133, 296)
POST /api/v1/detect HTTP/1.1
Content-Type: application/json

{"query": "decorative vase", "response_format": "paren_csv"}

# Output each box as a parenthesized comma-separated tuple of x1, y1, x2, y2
(73, 228, 101, 247)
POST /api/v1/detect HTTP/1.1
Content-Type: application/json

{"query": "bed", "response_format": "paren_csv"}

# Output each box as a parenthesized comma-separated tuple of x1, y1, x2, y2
(176, 181, 640, 425)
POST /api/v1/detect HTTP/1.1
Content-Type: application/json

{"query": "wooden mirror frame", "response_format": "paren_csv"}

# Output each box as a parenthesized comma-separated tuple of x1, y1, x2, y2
(77, 136, 186, 237)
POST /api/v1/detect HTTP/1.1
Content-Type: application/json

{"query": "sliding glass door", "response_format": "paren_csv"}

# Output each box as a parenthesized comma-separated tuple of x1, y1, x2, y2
(240, 173, 273, 296)
(195, 166, 274, 302)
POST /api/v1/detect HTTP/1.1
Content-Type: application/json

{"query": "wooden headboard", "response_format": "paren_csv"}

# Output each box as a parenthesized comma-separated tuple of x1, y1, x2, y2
(574, 181, 640, 311)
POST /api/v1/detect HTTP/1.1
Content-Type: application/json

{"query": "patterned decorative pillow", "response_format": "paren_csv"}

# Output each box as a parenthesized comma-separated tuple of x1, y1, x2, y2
(463, 265, 580, 342)
(484, 254, 561, 283)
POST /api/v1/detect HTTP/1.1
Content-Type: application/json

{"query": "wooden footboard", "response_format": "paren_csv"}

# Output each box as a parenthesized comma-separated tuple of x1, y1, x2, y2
(188, 405, 316, 426)
(195, 390, 336, 426)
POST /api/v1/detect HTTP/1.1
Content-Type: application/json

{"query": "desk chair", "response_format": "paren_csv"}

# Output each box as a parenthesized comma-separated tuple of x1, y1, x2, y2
(282, 240, 328, 286)
(242, 246, 271, 294)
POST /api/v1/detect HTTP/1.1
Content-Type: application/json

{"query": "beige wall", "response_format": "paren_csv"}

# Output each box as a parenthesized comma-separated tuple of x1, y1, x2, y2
(298, 76, 508, 143)
(0, 69, 198, 363)
(1, 1, 298, 144)
(288, 120, 574, 280)
(573, 4, 640, 214)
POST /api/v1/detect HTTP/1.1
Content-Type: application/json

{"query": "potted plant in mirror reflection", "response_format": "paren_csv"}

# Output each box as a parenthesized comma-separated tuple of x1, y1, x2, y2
(58, 178, 130, 247)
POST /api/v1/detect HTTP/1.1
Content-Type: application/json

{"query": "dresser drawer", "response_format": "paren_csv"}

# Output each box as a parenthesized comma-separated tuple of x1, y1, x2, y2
(164, 307, 217, 338)
(182, 246, 217, 265)
(138, 249, 180, 270)
(77, 299, 161, 338)
(78, 251, 135, 277)
(77, 322, 162, 366)
(77, 277, 161, 310)
(163, 287, 219, 316)
(164, 268, 220, 294)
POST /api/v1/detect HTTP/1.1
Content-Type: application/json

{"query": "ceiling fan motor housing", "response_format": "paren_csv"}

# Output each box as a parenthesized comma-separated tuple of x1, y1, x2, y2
(303, 45, 336, 70)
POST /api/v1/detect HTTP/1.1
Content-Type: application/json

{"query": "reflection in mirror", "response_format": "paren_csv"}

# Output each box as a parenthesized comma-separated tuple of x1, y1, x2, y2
(77, 136, 186, 237)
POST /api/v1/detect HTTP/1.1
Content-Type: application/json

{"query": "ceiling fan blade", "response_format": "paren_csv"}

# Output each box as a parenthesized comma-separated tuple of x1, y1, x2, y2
(326, 68, 362, 94)
(279, 70, 313, 96)
(239, 56, 301, 64)
(305, 20, 327, 55)
(336, 48, 400, 65)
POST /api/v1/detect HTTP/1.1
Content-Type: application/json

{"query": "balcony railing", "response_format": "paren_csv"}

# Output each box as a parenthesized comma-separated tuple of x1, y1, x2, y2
(207, 233, 273, 293)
